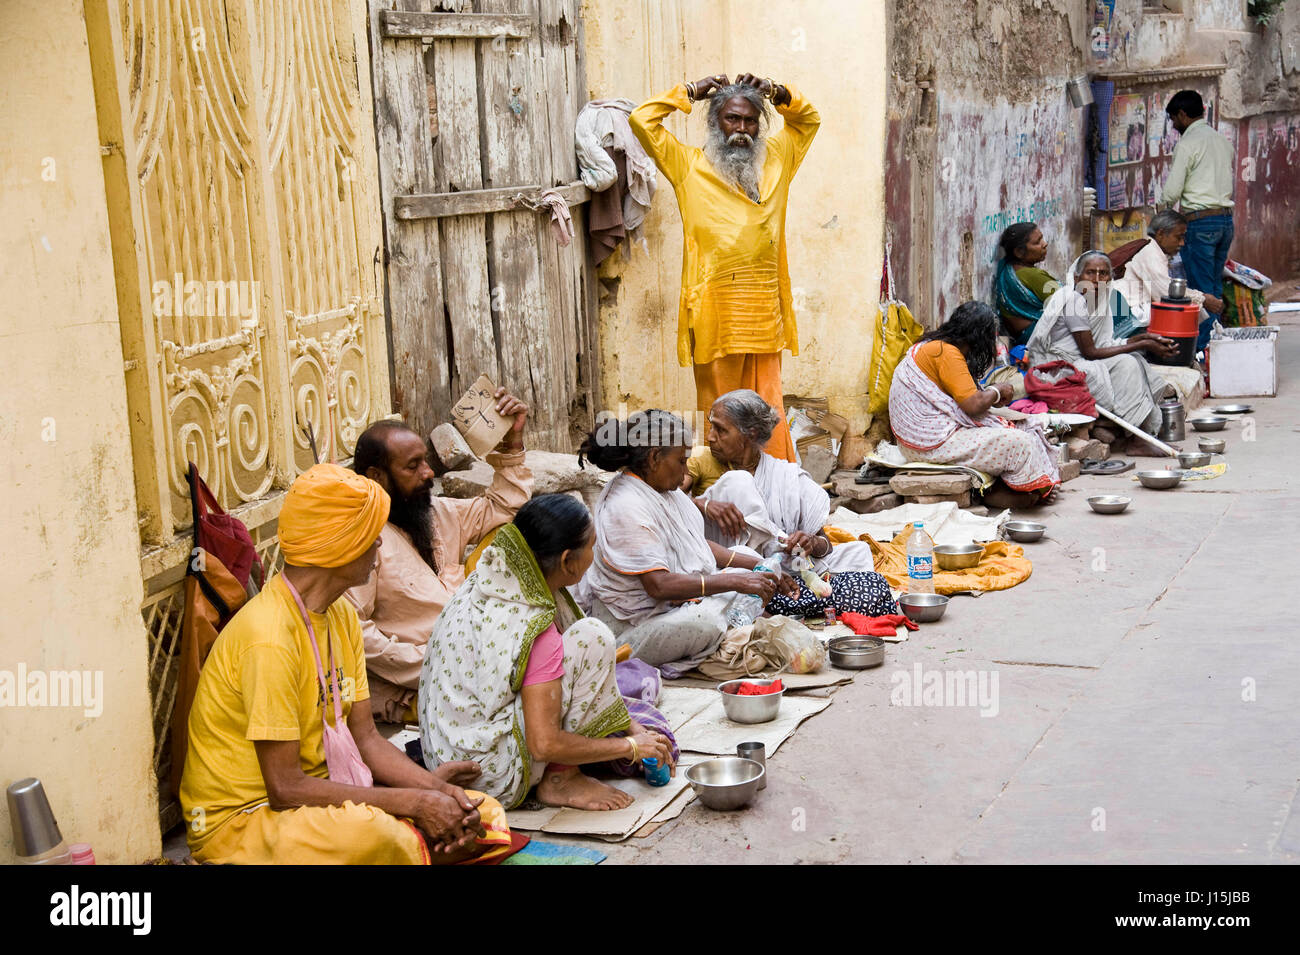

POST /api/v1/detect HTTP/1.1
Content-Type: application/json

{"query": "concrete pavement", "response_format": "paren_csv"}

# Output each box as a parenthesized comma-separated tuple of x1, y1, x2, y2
(595, 313, 1300, 864)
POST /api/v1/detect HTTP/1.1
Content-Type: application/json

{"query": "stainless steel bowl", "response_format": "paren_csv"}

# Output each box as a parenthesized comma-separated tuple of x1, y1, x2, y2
(1136, 469, 1182, 489)
(1177, 451, 1211, 469)
(1212, 404, 1252, 414)
(1087, 495, 1131, 515)
(899, 592, 949, 623)
(1190, 416, 1228, 432)
(685, 757, 765, 810)
(1004, 520, 1046, 543)
(717, 679, 784, 724)
(828, 636, 886, 669)
(1198, 438, 1226, 454)
(934, 543, 984, 571)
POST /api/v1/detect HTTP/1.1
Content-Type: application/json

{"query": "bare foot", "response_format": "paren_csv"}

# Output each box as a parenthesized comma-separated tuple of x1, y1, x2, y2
(982, 483, 1049, 509)
(537, 766, 635, 811)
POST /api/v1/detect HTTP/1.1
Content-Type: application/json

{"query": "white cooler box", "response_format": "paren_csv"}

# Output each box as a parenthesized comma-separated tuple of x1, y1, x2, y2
(1206, 325, 1279, 398)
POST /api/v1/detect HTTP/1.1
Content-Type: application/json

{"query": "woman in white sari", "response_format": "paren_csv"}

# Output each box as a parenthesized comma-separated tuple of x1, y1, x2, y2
(1027, 251, 1179, 443)
(575, 410, 798, 673)
(683, 389, 877, 576)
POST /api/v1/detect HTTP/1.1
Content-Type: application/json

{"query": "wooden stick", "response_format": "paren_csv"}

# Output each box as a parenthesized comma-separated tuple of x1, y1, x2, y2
(1094, 405, 1178, 457)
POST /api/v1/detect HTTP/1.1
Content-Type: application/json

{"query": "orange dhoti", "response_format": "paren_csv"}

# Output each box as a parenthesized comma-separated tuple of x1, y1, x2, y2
(693, 352, 795, 462)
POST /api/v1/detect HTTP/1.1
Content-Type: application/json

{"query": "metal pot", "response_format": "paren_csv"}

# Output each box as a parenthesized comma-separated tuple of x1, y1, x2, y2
(1158, 399, 1186, 443)
(1167, 278, 1188, 299)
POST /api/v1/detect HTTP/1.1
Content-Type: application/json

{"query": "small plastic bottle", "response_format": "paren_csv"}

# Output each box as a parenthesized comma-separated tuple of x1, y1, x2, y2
(725, 561, 774, 628)
(642, 757, 670, 787)
(906, 523, 935, 594)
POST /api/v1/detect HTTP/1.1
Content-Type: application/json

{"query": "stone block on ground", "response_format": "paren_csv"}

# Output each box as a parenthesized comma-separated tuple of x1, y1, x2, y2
(440, 460, 493, 498)
(429, 422, 474, 472)
(888, 472, 972, 496)
(907, 490, 972, 507)
(1066, 437, 1108, 462)
(837, 434, 874, 470)
(831, 472, 896, 501)
(1058, 459, 1081, 482)
(525, 449, 608, 496)
(1091, 424, 1120, 445)
(844, 492, 904, 514)
(800, 444, 838, 485)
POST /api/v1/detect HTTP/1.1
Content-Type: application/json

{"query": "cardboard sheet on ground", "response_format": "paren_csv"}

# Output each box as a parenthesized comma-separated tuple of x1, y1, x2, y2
(666, 667, 852, 692)
(827, 500, 1009, 546)
(673, 691, 833, 756)
(506, 755, 708, 838)
(868, 441, 993, 490)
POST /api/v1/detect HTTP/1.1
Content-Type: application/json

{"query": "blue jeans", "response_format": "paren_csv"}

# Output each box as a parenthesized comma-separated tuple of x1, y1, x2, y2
(1181, 213, 1234, 351)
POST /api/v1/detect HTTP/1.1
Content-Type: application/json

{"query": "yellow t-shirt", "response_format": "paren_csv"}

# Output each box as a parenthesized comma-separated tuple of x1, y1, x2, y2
(686, 447, 730, 495)
(180, 575, 370, 852)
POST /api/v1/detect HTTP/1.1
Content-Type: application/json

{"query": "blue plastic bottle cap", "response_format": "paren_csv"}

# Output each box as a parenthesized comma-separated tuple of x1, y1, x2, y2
(643, 757, 658, 767)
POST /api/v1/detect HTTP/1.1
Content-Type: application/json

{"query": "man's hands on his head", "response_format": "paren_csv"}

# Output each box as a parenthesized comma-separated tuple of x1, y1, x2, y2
(735, 72, 790, 106)
(689, 74, 729, 100)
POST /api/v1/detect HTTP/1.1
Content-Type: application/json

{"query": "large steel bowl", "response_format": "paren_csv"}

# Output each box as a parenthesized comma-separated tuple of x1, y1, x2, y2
(1177, 451, 1211, 469)
(899, 592, 949, 623)
(934, 543, 984, 571)
(1087, 495, 1131, 515)
(685, 757, 765, 810)
(1190, 416, 1228, 432)
(1004, 520, 1046, 543)
(1198, 438, 1226, 454)
(717, 679, 784, 724)
(1137, 469, 1182, 489)
(828, 636, 886, 670)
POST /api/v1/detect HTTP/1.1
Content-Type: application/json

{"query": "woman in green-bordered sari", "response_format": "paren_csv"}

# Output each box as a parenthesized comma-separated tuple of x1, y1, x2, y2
(994, 222, 1060, 347)
(419, 494, 675, 812)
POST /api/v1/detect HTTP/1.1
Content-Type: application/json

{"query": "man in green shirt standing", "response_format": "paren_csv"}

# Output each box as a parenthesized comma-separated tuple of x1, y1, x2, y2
(1160, 90, 1233, 351)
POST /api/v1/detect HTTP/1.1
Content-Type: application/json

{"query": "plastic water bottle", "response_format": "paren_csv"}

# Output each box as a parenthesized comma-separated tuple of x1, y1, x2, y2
(725, 561, 774, 628)
(906, 523, 935, 594)
(642, 757, 670, 787)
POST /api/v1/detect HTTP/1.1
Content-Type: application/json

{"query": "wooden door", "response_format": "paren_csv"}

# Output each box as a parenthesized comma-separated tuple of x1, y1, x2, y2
(368, 0, 598, 450)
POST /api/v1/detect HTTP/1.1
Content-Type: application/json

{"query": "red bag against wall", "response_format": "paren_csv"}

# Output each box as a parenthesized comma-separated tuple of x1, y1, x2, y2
(1024, 361, 1097, 416)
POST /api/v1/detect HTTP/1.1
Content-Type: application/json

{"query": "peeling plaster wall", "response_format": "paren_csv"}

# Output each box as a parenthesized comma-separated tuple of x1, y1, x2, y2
(0, 1, 160, 862)
(887, 0, 1088, 326)
(580, 0, 888, 432)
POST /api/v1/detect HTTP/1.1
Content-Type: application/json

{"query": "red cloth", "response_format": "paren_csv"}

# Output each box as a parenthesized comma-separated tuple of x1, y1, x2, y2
(735, 679, 784, 696)
(1024, 361, 1097, 417)
(840, 612, 920, 636)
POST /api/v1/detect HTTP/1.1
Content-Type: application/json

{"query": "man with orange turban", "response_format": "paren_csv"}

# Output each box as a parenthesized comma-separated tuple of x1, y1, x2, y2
(180, 463, 514, 864)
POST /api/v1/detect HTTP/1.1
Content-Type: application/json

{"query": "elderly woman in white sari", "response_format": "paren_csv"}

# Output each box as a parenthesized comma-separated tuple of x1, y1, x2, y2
(419, 494, 676, 812)
(1027, 251, 1182, 449)
(574, 410, 799, 674)
(683, 389, 877, 578)
(889, 302, 1060, 509)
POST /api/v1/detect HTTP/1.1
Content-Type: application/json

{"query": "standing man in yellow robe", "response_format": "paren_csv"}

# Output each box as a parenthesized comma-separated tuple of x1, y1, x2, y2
(631, 72, 820, 463)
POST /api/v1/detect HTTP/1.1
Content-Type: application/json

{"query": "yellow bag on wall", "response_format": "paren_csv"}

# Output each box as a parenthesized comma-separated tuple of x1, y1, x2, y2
(867, 299, 923, 415)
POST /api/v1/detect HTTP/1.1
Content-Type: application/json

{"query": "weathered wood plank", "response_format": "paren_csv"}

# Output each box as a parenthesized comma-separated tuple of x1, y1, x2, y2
(479, 0, 566, 450)
(368, 0, 451, 439)
(380, 10, 533, 39)
(395, 180, 590, 219)
(429, 20, 498, 398)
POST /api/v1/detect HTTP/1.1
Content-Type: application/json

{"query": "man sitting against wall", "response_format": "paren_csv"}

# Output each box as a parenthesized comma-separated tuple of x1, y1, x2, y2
(345, 388, 532, 723)
(180, 463, 513, 864)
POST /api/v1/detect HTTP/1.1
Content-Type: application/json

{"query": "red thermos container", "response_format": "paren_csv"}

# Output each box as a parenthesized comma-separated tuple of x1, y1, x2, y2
(1147, 291, 1200, 366)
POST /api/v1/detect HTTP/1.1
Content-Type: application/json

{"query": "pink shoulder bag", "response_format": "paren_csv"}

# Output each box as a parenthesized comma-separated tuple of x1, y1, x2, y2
(282, 576, 374, 788)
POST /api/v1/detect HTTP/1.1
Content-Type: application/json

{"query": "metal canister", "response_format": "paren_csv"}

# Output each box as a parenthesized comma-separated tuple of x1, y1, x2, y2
(1158, 398, 1186, 442)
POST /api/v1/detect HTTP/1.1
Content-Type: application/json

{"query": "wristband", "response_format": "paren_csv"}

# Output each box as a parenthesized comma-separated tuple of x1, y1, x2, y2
(627, 736, 639, 762)
(700, 574, 707, 597)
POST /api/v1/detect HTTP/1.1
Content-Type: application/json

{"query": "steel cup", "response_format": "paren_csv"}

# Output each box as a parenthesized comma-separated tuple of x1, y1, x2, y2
(737, 741, 767, 790)
(6, 777, 64, 858)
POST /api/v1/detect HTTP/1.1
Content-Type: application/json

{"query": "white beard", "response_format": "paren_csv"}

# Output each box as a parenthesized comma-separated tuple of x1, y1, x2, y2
(704, 128, 766, 201)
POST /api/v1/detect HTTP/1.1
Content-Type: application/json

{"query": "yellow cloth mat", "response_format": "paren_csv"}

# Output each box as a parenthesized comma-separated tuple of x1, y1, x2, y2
(827, 526, 1033, 594)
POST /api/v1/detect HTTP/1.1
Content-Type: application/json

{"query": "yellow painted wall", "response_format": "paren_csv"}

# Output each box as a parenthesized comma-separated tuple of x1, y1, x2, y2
(581, 0, 888, 433)
(0, 0, 160, 862)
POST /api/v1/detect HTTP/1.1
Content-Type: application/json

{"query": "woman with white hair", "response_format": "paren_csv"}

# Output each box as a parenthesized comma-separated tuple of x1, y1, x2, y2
(684, 389, 877, 577)
(1028, 251, 1179, 445)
